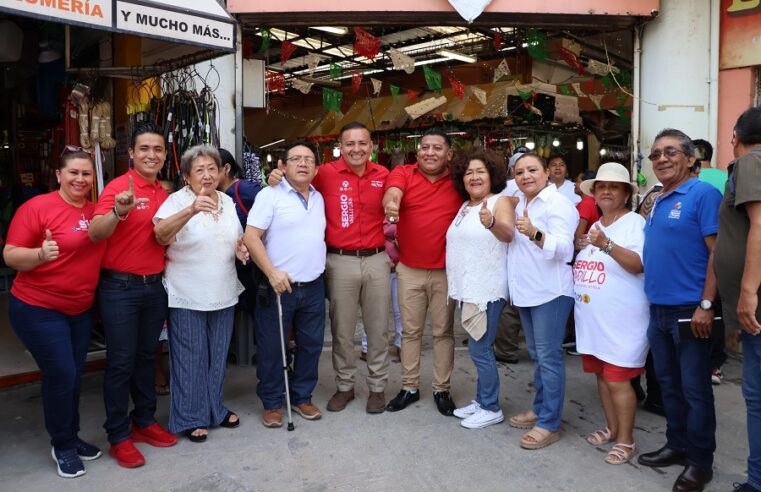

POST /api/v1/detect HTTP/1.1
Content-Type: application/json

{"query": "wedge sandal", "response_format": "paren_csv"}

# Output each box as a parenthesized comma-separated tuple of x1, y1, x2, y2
(520, 427, 560, 450)
(509, 410, 538, 429)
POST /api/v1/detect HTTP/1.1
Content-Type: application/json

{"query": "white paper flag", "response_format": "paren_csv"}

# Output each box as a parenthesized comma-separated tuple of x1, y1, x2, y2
(389, 48, 415, 74)
(448, 0, 493, 22)
(589, 94, 603, 109)
(306, 53, 323, 77)
(586, 59, 620, 77)
(470, 86, 487, 105)
(404, 96, 448, 120)
(571, 82, 582, 96)
(493, 59, 510, 83)
(371, 78, 382, 96)
(291, 78, 313, 95)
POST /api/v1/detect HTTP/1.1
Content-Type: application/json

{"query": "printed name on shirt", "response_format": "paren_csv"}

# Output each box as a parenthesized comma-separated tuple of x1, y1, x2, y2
(371, 180, 384, 188)
(573, 259, 606, 288)
(668, 201, 682, 220)
(340, 194, 354, 228)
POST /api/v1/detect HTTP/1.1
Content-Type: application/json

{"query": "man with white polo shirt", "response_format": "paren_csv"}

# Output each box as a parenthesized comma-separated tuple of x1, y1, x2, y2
(244, 140, 327, 428)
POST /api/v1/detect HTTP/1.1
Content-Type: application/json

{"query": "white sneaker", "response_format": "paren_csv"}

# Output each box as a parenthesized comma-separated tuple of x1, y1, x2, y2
(454, 400, 480, 419)
(461, 408, 504, 429)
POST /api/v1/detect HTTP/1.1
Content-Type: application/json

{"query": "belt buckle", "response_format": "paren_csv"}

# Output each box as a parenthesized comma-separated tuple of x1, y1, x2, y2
(142, 274, 149, 284)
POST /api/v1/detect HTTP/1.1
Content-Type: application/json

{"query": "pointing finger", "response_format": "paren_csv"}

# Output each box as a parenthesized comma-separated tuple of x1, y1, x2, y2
(128, 175, 134, 194)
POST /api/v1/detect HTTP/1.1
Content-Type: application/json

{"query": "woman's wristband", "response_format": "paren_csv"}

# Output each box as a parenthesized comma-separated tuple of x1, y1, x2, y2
(602, 238, 615, 255)
(113, 205, 129, 221)
(485, 216, 495, 230)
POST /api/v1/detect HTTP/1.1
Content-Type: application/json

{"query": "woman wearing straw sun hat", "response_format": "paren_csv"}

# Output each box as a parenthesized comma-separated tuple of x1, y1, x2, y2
(573, 162, 649, 465)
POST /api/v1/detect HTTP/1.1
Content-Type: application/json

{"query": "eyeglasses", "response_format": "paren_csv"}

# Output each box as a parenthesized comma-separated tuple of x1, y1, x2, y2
(286, 155, 316, 164)
(648, 147, 686, 161)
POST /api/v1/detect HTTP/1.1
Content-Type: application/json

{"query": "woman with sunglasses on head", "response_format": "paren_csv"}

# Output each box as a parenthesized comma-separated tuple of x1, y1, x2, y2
(3, 150, 107, 478)
(506, 152, 578, 449)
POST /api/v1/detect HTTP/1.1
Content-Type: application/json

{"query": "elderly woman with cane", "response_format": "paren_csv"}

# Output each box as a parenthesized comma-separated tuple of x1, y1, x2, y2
(446, 148, 515, 429)
(153, 145, 248, 443)
(574, 162, 649, 465)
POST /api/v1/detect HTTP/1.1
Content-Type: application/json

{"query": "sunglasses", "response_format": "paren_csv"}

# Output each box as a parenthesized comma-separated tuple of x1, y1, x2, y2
(648, 146, 686, 161)
(60, 145, 88, 157)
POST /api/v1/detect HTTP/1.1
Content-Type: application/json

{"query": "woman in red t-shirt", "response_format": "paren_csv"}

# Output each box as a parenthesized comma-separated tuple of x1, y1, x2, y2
(3, 150, 106, 479)
(574, 169, 601, 250)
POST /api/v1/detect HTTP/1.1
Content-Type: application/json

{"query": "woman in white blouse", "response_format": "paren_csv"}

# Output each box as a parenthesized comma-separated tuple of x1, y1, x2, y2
(446, 149, 515, 429)
(507, 153, 578, 449)
(574, 162, 648, 465)
(153, 145, 248, 443)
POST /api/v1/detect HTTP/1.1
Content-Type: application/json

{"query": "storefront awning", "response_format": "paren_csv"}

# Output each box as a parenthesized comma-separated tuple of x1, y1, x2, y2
(1, 0, 235, 52)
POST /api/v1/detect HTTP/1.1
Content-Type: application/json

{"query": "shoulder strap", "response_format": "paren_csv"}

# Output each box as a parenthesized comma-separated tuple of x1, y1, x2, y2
(233, 180, 249, 216)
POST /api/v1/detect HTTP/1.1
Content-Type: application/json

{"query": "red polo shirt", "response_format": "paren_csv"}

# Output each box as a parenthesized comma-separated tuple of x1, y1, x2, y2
(313, 157, 388, 250)
(94, 169, 169, 275)
(385, 163, 462, 269)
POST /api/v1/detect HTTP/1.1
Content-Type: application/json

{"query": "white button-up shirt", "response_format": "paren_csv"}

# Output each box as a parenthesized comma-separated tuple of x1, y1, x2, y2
(556, 179, 582, 205)
(247, 179, 326, 282)
(508, 184, 578, 307)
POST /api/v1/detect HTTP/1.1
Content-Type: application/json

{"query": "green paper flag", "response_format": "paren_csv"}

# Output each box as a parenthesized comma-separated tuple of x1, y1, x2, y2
(323, 88, 343, 112)
(518, 90, 533, 102)
(258, 29, 271, 53)
(423, 66, 442, 93)
(330, 63, 342, 80)
(615, 107, 630, 123)
(526, 29, 548, 60)
(617, 69, 633, 88)
(616, 91, 629, 107)
(559, 84, 571, 96)
(389, 84, 400, 101)
(600, 74, 614, 92)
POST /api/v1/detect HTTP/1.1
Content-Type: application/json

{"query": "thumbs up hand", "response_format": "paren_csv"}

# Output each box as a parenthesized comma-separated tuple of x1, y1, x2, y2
(516, 206, 534, 238)
(40, 229, 59, 262)
(588, 223, 608, 249)
(479, 201, 493, 228)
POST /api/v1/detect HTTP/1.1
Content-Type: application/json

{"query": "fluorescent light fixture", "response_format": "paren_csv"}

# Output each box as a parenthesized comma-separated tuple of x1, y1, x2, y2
(500, 46, 518, 52)
(405, 134, 422, 138)
(447, 132, 467, 136)
(437, 49, 476, 64)
(414, 57, 450, 67)
(576, 138, 584, 150)
(261, 138, 285, 149)
(311, 26, 348, 36)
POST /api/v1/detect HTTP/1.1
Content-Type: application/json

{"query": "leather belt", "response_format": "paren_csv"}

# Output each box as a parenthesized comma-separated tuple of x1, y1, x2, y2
(291, 276, 322, 288)
(327, 247, 384, 257)
(101, 269, 163, 284)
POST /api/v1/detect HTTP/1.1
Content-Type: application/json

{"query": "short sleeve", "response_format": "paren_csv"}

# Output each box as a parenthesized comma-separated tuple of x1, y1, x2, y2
(6, 200, 43, 248)
(93, 180, 118, 216)
(734, 153, 761, 207)
(153, 191, 184, 224)
(247, 187, 275, 230)
(696, 185, 722, 237)
(621, 213, 646, 261)
(385, 165, 409, 192)
(576, 197, 597, 222)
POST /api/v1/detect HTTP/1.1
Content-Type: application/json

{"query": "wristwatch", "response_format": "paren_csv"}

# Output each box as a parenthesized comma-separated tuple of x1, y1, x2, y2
(699, 299, 713, 310)
(532, 230, 543, 242)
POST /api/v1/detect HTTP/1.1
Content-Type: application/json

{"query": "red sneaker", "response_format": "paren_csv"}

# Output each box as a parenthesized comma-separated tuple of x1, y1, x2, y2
(109, 439, 145, 468)
(131, 423, 177, 447)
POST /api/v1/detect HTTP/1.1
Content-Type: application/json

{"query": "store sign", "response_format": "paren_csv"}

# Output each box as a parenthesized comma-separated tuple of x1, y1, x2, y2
(720, 0, 761, 69)
(2, 0, 113, 28)
(116, 0, 234, 50)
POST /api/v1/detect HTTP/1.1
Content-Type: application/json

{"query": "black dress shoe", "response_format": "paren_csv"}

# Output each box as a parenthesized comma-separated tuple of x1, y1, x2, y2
(386, 390, 420, 412)
(672, 465, 713, 492)
(638, 446, 687, 468)
(433, 391, 456, 416)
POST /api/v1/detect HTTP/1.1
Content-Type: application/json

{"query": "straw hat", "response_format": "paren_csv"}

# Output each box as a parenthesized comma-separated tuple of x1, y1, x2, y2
(580, 162, 638, 197)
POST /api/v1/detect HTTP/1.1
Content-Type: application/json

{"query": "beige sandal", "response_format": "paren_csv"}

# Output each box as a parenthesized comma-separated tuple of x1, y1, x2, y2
(509, 410, 538, 429)
(605, 442, 637, 465)
(586, 427, 614, 446)
(520, 427, 560, 450)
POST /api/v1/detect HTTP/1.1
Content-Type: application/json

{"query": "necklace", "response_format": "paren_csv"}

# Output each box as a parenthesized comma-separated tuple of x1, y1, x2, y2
(455, 195, 491, 227)
(601, 210, 625, 227)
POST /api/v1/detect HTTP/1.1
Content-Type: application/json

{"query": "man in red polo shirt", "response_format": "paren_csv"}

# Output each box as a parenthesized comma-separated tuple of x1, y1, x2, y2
(268, 121, 391, 414)
(88, 123, 176, 468)
(382, 128, 462, 416)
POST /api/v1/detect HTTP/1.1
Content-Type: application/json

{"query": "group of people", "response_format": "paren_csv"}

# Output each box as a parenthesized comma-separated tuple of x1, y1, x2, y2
(4, 108, 761, 492)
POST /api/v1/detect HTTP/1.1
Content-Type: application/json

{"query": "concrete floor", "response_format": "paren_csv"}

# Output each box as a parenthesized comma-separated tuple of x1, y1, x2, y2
(0, 333, 750, 492)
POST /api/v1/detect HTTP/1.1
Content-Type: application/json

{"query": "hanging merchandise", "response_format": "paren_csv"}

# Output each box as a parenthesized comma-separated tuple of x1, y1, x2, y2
(423, 66, 442, 93)
(78, 99, 91, 148)
(280, 40, 297, 66)
(322, 87, 343, 112)
(306, 53, 323, 77)
(389, 48, 415, 74)
(389, 84, 400, 102)
(242, 140, 262, 185)
(266, 71, 286, 94)
(449, 76, 465, 99)
(90, 102, 117, 150)
(493, 59, 510, 83)
(351, 71, 362, 94)
(371, 78, 383, 95)
(258, 29, 271, 53)
(291, 78, 314, 94)
(330, 63, 342, 80)
(353, 27, 382, 61)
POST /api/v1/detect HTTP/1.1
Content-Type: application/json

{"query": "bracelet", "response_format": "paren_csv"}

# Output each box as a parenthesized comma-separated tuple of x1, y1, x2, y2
(485, 216, 495, 230)
(112, 205, 129, 222)
(602, 238, 615, 255)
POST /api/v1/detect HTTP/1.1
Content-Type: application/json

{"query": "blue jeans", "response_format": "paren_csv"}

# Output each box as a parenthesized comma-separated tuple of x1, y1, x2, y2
(647, 304, 715, 468)
(518, 295, 573, 432)
(254, 277, 325, 409)
(467, 299, 506, 412)
(98, 277, 168, 445)
(9, 295, 92, 451)
(744, 331, 761, 489)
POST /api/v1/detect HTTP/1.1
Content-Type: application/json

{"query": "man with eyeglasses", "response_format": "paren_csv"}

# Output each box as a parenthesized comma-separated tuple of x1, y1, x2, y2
(638, 128, 722, 492)
(245, 140, 327, 428)
(268, 121, 392, 415)
(382, 128, 463, 416)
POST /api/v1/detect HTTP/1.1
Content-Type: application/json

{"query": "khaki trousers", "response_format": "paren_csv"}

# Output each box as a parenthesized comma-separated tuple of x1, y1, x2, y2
(494, 302, 522, 360)
(326, 252, 390, 392)
(396, 262, 455, 392)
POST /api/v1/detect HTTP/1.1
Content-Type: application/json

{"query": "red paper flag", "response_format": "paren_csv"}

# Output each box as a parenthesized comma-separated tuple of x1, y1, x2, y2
(407, 89, 418, 102)
(494, 31, 502, 51)
(353, 27, 381, 61)
(449, 77, 465, 99)
(351, 71, 362, 94)
(559, 47, 585, 75)
(266, 71, 286, 95)
(280, 40, 297, 66)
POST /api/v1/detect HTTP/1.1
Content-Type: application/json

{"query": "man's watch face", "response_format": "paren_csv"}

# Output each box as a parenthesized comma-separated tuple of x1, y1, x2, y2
(700, 300, 713, 310)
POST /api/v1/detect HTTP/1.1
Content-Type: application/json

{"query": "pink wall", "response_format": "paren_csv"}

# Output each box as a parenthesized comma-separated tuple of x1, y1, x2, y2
(717, 68, 756, 169)
(228, 0, 659, 15)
